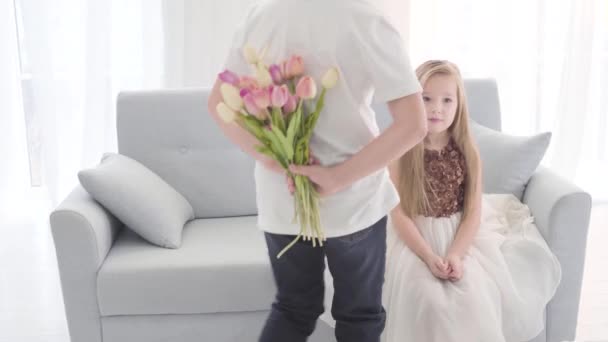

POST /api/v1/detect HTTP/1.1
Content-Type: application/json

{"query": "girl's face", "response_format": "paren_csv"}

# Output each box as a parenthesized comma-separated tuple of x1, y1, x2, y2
(422, 74, 458, 135)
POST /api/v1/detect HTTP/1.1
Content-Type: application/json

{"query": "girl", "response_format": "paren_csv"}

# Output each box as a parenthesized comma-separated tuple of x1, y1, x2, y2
(322, 60, 561, 341)
(382, 60, 561, 341)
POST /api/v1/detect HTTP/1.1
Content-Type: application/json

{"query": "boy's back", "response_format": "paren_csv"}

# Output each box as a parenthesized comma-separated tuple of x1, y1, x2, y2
(225, 0, 422, 237)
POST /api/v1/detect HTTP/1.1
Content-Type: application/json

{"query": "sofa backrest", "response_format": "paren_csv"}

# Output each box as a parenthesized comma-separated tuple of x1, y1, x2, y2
(116, 79, 501, 218)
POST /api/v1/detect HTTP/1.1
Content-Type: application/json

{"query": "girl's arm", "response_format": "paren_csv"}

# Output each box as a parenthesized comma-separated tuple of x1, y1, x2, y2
(447, 149, 483, 259)
(388, 161, 436, 263)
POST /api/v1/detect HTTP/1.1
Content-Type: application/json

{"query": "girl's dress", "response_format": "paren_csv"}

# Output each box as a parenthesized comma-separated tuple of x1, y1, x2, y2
(320, 138, 562, 342)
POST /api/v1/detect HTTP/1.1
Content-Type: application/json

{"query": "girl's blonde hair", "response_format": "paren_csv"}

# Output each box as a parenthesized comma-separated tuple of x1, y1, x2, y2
(397, 60, 480, 219)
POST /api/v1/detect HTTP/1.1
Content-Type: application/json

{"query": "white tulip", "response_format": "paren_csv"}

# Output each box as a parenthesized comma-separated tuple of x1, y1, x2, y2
(243, 45, 259, 65)
(322, 67, 339, 89)
(220, 83, 243, 111)
(256, 64, 273, 87)
(216, 102, 237, 123)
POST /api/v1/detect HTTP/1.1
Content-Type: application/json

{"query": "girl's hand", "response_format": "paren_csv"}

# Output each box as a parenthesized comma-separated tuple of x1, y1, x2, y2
(445, 254, 464, 282)
(424, 253, 451, 280)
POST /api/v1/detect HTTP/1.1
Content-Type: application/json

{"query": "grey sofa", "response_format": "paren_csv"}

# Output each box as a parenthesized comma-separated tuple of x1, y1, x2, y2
(49, 79, 592, 342)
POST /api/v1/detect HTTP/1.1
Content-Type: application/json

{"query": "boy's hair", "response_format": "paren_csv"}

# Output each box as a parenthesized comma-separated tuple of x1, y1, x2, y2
(396, 60, 480, 219)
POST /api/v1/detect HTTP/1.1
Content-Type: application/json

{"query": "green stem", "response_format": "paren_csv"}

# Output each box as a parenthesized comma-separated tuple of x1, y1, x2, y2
(277, 232, 302, 259)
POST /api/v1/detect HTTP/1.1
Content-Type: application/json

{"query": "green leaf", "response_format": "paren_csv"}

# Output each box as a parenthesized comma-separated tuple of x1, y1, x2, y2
(286, 107, 300, 151)
(254, 144, 273, 157)
(261, 128, 288, 167)
(271, 124, 294, 161)
(294, 137, 307, 164)
(305, 88, 326, 138)
(314, 88, 327, 114)
(272, 107, 286, 133)
(299, 88, 327, 143)
(241, 115, 265, 140)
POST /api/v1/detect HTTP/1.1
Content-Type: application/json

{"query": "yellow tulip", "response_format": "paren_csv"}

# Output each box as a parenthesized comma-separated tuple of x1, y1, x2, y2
(322, 67, 339, 89)
(216, 102, 237, 123)
(256, 64, 273, 87)
(220, 83, 243, 111)
(243, 45, 259, 65)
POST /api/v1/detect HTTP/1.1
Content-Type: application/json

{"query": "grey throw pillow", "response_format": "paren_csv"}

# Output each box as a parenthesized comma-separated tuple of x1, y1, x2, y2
(78, 153, 194, 248)
(471, 121, 551, 199)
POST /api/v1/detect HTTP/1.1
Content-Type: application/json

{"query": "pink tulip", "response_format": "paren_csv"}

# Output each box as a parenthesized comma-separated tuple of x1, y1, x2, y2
(295, 76, 317, 99)
(285, 55, 304, 79)
(283, 94, 298, 113)
(252, 87, 271, 109)
(218, 70, 240, 86)
(243, 93, 261, 116)
(269, 64, 283, 84)
(271, 85, 290, 108)
(281, 60, 289, 78)
(239, 76, 260, 90)
(240, 88, 251, 98)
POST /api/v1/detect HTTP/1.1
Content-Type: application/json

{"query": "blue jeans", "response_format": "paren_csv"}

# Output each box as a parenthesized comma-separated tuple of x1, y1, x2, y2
(259, 216, 387, 342)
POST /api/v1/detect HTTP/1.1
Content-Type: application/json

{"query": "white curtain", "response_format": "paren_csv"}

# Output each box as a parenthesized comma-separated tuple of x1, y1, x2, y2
(161, 0, 258, 87)
(160, 0, 410, 86)
(392, 0, 606, 200)
(0, 0, 29, 222)
(0, 0, 165, 214)
(0, 0, 605, 222)
(168, 0, 606, 199)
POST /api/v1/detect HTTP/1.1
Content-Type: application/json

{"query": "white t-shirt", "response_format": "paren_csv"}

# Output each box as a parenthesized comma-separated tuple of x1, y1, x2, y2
(223, 0, 421, 237)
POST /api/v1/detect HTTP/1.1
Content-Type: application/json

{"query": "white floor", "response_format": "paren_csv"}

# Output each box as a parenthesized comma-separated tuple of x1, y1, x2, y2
(575, 200, 608, 342)
(0, 187, 606, 342)
(0, 188, 68, 342)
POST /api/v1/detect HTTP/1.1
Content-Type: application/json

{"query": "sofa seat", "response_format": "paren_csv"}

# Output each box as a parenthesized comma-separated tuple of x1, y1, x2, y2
(97, 216, 276, 316)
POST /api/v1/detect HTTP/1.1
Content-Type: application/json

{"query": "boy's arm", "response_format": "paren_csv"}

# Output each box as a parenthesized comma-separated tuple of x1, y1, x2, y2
(290, 92, 428, 196)
(335, 92, 427, 186)
(208, 78, 281, 173)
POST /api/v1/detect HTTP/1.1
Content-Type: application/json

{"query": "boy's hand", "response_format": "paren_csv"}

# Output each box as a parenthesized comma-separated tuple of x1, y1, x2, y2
(288, 155, 344, 197)
(260, 154, 321, 195)
(287, 155, 319, 195)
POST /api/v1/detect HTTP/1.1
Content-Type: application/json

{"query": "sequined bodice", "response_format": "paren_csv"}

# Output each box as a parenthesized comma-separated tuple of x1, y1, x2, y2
(423, 138, 466, 218)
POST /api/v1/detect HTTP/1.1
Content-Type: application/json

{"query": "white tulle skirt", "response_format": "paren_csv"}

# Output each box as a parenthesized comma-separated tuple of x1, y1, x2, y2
(321, 194, 561, 342)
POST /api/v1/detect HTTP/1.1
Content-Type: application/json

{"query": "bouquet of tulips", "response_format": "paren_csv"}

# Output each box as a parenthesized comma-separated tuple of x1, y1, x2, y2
(216, 46, 339, 258)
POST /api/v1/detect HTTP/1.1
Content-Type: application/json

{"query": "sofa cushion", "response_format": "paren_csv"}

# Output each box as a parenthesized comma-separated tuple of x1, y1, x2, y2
(117, 89, 258, 219)
(78, 152, 194, 249)
(97, 216, 275, 316)
(471, 121, 551, 199)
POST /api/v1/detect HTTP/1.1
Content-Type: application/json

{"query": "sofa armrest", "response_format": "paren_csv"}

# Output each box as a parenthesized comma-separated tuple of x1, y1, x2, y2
(49, 185, 123, 342)
(523, 166, 592, 342)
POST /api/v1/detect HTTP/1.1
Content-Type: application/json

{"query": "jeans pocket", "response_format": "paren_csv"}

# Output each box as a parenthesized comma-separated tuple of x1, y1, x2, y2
(334, 216, 387, 246)
(336, 226, 374, 245)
